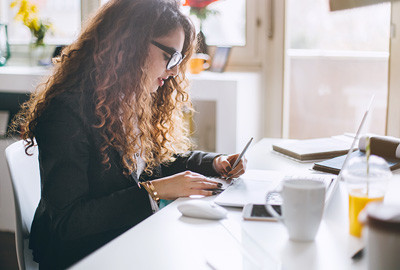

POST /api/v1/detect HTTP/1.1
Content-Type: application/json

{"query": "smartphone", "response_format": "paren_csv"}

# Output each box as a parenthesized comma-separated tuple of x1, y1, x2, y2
(242, 203, 281, 221)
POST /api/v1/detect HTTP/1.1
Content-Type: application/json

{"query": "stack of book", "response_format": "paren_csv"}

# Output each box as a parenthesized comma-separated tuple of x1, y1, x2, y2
(313, 135, 400, 174)
(272, 135, 400, 174)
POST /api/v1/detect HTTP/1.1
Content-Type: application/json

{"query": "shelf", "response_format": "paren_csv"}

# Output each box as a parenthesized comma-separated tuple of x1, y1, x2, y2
(0, 65, 51, 93)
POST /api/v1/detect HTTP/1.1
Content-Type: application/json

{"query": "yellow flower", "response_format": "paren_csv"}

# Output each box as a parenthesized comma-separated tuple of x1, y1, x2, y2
(20, 1, 28, 14)
(30, 4, 38, 14)
(28, 17, 39, 32)
(10, 1, 18, 8)
(10, 0, 53, 46)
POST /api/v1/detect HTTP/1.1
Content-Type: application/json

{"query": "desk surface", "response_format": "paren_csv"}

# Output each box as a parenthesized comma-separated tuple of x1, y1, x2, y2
(71, 138, 400, 270)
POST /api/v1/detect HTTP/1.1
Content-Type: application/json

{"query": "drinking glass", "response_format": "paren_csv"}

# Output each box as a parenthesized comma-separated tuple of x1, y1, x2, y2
(342, 155, 392, 237)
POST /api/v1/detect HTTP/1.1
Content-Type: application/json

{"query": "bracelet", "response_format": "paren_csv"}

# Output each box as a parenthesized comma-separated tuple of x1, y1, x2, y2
(140, 181, 160, 203)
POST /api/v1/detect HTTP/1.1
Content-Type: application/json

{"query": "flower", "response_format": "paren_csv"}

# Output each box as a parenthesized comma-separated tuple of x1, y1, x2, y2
(10, 0, 52, 47)
(183, 0, 220, 22)
(183, 0, 219, 8)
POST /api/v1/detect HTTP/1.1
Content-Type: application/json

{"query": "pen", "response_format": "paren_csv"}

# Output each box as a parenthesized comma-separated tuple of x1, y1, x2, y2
(227, 137, 253, 180)
(351, 247, 364, 261)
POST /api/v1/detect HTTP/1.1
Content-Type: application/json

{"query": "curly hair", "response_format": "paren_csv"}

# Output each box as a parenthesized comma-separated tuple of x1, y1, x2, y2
(13, 0, 196, 175)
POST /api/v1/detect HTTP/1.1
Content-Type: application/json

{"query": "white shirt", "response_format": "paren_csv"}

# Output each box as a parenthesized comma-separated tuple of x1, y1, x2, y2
(134, 153, 159, 213)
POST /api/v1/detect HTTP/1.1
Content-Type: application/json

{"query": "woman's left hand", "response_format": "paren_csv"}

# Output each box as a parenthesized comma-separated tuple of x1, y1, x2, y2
(213, 154, 247, 179)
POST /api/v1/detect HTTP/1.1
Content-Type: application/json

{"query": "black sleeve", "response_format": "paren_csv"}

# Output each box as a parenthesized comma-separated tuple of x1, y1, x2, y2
(160, 151, 221, 177)
(33, 102, 152, 244)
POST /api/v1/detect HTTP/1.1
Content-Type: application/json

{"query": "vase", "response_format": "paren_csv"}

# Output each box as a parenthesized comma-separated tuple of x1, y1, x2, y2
(29, 43, 51, 66)
(0, 24, 11, 66)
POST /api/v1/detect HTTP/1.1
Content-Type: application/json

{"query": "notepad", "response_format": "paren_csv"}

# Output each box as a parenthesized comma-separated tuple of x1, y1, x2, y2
(272, 136, 354, 161)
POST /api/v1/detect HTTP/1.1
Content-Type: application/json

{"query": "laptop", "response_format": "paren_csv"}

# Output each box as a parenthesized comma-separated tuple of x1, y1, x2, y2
(213, 96, 374, 208)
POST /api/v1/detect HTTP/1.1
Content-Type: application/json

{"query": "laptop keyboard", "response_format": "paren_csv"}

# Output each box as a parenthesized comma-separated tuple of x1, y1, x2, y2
(208, 173, 336, 205)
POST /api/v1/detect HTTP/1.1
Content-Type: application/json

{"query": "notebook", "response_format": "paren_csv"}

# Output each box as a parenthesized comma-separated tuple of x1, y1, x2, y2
(213, 95, 374, 208)
(272, 136, 353, 161)
(313, 135, 400, 174)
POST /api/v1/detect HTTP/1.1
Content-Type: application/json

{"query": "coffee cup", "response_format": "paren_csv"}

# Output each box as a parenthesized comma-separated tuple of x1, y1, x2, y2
(361, 202, 400, 270)
(189, 53, 210, 74)
(265, 179, 326, 242)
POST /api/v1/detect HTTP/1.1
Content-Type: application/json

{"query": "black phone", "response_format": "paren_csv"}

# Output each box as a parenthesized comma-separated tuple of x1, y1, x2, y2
(242, 204, 281, 221)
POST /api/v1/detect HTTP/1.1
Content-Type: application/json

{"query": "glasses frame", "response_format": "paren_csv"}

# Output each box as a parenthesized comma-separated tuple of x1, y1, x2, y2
(151, 40, 185, 70)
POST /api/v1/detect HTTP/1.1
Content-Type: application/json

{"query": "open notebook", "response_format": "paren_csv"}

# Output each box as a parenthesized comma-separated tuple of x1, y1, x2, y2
(213, 95, 374, 208)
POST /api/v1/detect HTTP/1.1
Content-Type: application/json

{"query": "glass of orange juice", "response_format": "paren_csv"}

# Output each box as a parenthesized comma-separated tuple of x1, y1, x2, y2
(342, 155, 392, 237)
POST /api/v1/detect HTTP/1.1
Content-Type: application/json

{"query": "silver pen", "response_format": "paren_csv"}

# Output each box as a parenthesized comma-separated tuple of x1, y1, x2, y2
(226, 137, 253, 183)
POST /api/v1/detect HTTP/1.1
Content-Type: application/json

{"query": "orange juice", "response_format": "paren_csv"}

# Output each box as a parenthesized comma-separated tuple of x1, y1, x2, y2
(349, 191, 384, 237)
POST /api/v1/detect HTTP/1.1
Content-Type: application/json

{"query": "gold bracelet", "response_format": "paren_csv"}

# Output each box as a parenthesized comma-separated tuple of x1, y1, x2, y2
(140, 181, 160, 203)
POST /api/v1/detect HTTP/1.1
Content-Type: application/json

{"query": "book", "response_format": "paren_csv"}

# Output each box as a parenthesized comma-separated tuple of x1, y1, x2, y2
(272, 136, 353, 161)
(313, 135, 400, 174)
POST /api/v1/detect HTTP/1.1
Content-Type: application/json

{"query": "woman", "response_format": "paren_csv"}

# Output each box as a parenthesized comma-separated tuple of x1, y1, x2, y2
(15, 0, 246, 269)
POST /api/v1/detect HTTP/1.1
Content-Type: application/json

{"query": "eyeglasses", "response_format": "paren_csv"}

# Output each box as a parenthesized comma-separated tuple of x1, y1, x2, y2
(151, 40, 185, 70)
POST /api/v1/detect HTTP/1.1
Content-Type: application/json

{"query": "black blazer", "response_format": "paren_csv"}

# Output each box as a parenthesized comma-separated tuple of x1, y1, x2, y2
(29, 92, 220, 269)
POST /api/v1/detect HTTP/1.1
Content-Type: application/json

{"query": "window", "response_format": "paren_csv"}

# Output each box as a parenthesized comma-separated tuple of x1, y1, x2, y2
(181, 0, 261, 68)
(283, 0, 391, 139)
(1, 0, 258, 67)
(5, 0, 81, 45)
(182, 0, 246, 46)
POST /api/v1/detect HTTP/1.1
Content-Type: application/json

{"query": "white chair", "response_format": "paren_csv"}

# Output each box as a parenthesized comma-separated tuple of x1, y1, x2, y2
(5, 140, 40, 270)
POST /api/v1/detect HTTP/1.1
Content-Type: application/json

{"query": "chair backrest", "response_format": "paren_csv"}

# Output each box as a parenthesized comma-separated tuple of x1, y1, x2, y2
(5, 140, 40, 270)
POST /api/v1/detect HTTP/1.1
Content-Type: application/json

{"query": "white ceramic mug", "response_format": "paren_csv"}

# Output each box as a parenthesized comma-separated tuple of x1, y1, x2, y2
(266, 179, 326, 241)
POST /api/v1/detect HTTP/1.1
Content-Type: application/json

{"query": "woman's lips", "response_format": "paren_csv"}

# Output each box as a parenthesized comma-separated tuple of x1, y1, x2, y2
(158, 78, 164, 87)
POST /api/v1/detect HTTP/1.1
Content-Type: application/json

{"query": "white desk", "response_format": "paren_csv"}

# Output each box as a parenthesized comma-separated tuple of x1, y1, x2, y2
(71, 138, 400, 270)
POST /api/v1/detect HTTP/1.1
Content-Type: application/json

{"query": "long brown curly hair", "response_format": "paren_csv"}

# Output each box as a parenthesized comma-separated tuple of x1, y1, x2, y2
(13, 0, 196, 175)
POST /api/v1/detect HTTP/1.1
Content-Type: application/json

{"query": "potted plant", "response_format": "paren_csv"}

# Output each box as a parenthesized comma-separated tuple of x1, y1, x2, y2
(182, 0, 220, 54)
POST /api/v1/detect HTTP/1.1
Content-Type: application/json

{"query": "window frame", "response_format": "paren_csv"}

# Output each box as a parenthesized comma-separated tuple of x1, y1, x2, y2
(261, 0, 400, 138)
(386, 1, 400, 137)
(222, 0, 262, 69)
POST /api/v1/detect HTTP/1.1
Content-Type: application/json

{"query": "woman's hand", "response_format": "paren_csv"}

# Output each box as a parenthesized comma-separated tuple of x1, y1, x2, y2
(213, 154, 247, 179)
(151, 171, 223, 200)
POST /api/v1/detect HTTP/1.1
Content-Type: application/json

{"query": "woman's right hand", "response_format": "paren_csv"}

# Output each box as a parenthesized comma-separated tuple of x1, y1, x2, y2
(151, 171, 222, 200)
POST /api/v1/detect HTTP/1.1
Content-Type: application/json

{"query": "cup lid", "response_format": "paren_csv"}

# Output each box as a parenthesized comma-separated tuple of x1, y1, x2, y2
(365, 202, 400, 233)
(342, 155, 392, 182)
